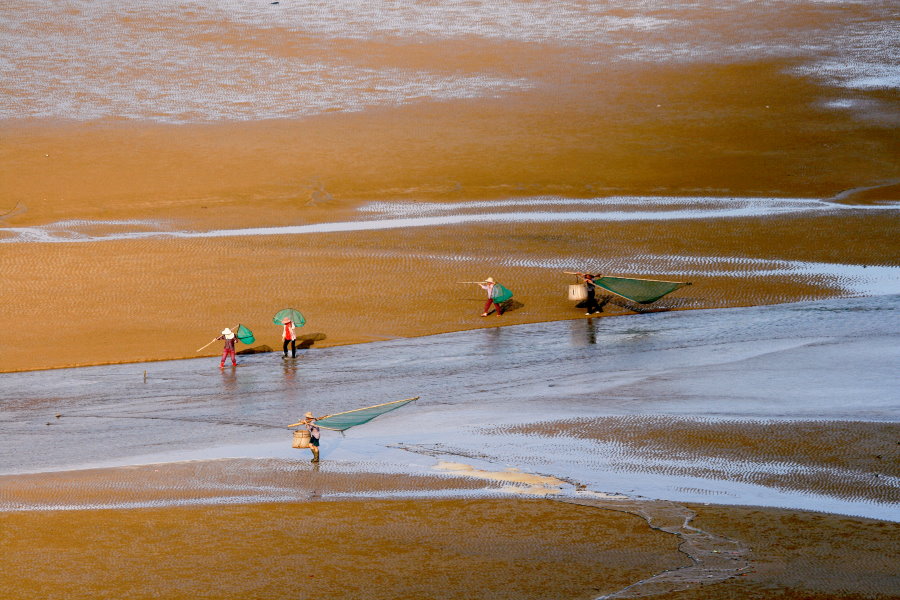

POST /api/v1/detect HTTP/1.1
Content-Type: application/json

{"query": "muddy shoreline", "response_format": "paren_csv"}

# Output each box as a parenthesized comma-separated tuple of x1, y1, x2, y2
(2, 1, 898, 597)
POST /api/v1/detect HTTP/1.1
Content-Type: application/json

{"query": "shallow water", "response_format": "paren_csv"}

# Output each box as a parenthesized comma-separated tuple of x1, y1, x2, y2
(3, 197, 897, 301)
(2, 295, 897, 519)
(3, 195, 898, 244)
(1, 0, 896, 122)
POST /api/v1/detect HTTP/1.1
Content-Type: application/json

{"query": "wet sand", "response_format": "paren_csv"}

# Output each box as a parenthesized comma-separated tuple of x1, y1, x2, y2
(1, 496, 686, 600)
(505, 418, 900, 507)
(2, 296, 898, 598)
(2, 1, 899, 598)
(0, 461, 896, 600)
(1, 205, 898, 373)
(1, 5, 898, 373)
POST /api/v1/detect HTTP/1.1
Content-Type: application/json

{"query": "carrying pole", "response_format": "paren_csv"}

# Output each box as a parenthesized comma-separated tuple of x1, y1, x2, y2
(197, 324, 241, 352)
(196, 337, 219, 352)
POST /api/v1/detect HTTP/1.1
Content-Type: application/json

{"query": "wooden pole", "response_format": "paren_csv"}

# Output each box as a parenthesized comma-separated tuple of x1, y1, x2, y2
(197, 325, 241, 353)
(287, 397, 419, 428)
(196, 337, 219, 352)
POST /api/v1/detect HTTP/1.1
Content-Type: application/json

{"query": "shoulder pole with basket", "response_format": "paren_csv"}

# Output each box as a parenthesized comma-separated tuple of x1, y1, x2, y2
(563, 271, 594, 301)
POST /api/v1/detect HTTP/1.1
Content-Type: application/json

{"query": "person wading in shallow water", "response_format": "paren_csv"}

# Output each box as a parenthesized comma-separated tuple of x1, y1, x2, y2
(288, 412, 321, 462)
(281, 317, 297, 358)
(578, 272, 603, 316)
(217, 328, 238, 368)
(478, 277, 504, 317)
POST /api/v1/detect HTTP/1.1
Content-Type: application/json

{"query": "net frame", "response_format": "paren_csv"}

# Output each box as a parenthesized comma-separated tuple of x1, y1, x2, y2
(273, 308, 306, 327)
(236, 324, 255, 344)
(594, 276, 690, 304)
(316, 396, 419, 432)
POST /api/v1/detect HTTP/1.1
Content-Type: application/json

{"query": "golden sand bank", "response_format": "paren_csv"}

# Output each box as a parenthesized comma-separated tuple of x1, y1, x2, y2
(1, 460, 897, 600)
(1, 206, 896, 372)
(1, 497, 684, 600)
(2, 420, 897, 599)
(2, 46, 898, 372)
(1, 19, 898, 598)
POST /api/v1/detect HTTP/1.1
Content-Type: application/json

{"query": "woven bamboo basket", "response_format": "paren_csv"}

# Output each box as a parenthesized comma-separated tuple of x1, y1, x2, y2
(568, 284, 587, 301)
(292, 430, 311, 449)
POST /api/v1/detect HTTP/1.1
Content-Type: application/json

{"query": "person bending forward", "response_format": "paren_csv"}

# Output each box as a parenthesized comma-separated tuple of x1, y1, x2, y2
(478, 277, 504, 317)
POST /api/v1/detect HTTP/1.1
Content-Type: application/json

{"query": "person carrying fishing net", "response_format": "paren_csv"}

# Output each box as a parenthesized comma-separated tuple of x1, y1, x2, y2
(286, 398, 419, 464)
(281, 317, 297, 359)
(288, 411, 321, 462)
(478, 277, 505, 317)
(458, 277, 514, 317)
(578, 272, 603, 316)
(196, 324, 255, 366)
(216, 328, 239, 368)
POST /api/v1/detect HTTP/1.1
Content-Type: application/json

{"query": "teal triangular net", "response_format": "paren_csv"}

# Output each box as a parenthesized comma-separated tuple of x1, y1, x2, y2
(316, 397, 418, 432)
(273, 308, 306, 327)
(595, 276, 689, 304)
(236, 324, 255, 345)
(492, 283, 513, 303)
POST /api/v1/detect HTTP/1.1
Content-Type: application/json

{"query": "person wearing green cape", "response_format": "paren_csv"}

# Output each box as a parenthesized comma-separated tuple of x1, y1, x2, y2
(478, 277, 504, 317)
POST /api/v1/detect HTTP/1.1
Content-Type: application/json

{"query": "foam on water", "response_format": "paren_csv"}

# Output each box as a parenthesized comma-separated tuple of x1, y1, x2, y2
(2, 195, 897, 244)
(1, 0, 896, 122)
(359, 195, 900, 216)
(0, 196, 900, 296)
(3, 194, 897, 296)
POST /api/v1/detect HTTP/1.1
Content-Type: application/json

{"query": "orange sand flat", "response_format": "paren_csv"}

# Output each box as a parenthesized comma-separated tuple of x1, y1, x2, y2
(0, 207, 896, 372)
(669, 505, 899, 600)
(1, 484, 896, 600)
(1, 497, 686, 600)
(1, 45, 898, 372)
(2, 459, 897, 600)
(1, 6, 898, 598)
(2, 422, 898, 598)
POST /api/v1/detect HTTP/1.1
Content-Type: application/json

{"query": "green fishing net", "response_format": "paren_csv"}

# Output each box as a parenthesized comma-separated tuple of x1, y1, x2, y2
(236, 324, 255, 344)
(316, 397, 418, 432)
(492, 284, 513, 303)
(273, 308, 306, 327)
(595, 277, 689, 304)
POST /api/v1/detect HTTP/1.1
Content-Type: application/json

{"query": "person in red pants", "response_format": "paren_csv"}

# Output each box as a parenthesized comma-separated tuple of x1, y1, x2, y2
(217, 328, 238, 368)
(478, 277, 504, 317)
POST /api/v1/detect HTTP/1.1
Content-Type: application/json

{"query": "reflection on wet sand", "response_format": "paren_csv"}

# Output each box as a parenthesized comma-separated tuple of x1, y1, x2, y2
(1, 0, 898, 597)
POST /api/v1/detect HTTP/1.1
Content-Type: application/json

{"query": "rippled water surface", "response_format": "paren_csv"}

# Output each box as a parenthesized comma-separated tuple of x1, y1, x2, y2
(2, 295, 897, 519)
(1, 0, 896, 122)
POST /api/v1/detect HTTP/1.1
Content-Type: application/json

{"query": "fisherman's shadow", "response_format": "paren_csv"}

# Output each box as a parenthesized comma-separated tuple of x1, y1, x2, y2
(607, 296, 678, 314)
(575, 295, 613, 313)
(494, 299, 524, 315)
(577, 295, 683, 315)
